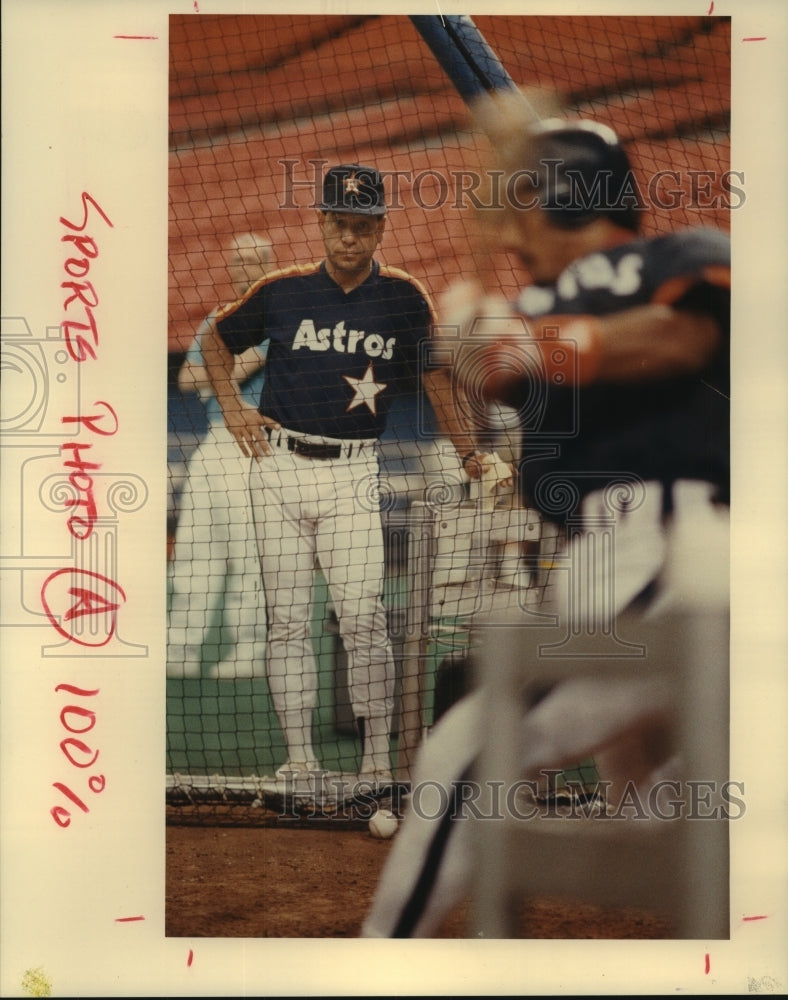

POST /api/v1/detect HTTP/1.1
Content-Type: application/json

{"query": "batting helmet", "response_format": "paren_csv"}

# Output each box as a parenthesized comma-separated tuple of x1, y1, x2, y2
(519, 118, 643, 232)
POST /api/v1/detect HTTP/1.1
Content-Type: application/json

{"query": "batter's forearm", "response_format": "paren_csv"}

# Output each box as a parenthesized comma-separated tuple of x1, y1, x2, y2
(594, 304, 721, 381)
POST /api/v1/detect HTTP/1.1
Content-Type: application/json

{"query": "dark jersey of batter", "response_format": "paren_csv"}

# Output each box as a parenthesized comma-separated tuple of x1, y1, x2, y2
(216, 259, 433, 440)
(510, 227, 730, 523)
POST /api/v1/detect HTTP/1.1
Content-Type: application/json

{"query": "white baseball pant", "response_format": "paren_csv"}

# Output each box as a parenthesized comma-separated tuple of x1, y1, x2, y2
(248, 431, 395, 775)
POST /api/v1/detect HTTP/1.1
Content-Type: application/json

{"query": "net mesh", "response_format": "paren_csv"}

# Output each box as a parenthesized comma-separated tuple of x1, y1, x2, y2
(166, 14, 731, 821)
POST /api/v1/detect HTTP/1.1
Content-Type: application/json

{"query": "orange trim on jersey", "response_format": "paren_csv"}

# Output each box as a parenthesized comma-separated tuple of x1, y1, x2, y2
(700, 265, 731, 289)
(215, 261, 323, 321)
(378, 263, 437, 321)
(652, 265, 731, 306)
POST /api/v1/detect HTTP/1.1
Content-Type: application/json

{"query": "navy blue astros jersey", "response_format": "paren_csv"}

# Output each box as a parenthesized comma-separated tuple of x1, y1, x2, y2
(512, 227, 731, 522)
(216, 260, 433, 439)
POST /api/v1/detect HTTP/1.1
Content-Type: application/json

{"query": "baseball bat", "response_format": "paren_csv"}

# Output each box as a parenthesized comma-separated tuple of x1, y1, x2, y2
(411, 19, 526, 503)
(409, 15, 518, 104)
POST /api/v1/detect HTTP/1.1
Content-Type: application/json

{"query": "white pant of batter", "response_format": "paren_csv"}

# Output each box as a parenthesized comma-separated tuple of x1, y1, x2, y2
(362, 479, 729, 937)
(167, 423, 267, 678)
(249, 435, 395, 776)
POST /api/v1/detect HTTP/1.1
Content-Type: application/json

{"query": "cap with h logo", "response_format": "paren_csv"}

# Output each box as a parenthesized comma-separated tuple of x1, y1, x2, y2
(319, 164, 386, 216)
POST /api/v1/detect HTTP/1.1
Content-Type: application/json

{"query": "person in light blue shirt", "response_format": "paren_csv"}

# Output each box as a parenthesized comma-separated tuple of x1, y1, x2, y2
(167, 232, 274, 678)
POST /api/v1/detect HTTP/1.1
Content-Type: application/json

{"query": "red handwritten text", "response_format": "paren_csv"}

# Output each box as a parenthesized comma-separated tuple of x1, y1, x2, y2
(60, 192, 114, 363)
(60, 400, 119, 539)
(51, 684, 105, 828)
(41, 569, 126, 648)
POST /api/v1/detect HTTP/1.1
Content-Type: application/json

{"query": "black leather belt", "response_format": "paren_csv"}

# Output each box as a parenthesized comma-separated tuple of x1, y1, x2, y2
(287, 437, 342, 460)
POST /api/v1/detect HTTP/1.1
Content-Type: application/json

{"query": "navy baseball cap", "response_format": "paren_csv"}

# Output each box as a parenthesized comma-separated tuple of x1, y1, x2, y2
(319, 164, 386, 216)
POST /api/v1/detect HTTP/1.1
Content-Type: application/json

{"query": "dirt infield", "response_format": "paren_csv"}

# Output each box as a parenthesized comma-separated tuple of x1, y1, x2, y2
(165, 823, 673, 939)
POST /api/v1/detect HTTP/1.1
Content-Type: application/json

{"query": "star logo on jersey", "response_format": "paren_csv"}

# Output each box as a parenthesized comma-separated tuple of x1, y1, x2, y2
(344, 172, 361, 195)
(343, 363, 387, 415)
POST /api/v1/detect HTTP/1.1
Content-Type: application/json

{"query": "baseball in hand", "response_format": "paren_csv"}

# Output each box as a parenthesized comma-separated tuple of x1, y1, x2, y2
(368, 808, 399, 839)
(484, 451, 513, 484)
(481, 451, 514, 492)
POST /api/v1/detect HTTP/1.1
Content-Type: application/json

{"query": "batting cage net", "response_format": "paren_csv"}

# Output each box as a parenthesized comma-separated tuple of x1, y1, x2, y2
(166, 13, 731, 823)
